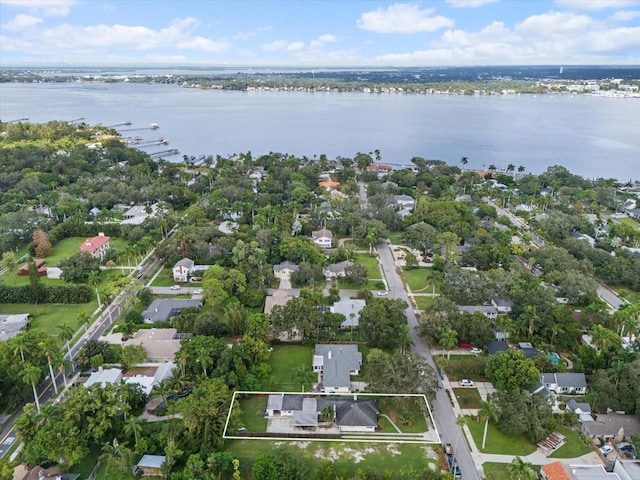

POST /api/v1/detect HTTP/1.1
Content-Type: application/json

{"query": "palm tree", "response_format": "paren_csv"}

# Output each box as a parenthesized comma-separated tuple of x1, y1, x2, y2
(57, 323, 75, 356)
(175, 350, 189, 378)
(39, 340, 60, 395)
(398, 323, 413, 354)
(88, 270, 102, 307)
(590, 324, 619, 354)
(506, 163, 515, 173)
(507, 457, 537, 480)
(152, 379, 174, 407)
(56, 354, 73, 390)
(477, 399, 500, 450)
(100, 438, 134, 476)
(518, 165, 526, 173)
(488, 164, 497, 173)
(123, 416, 145, 447)
(291, 365, 315, 392)
(11, 333, 28, 363)
(439, 328, 458, 360)
(20, 364, 42, 413)
(195, 346, 212, 378)
(460, 156, 468, 166)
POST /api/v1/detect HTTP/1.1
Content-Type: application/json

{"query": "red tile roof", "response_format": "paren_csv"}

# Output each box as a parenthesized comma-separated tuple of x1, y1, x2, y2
(80, 234, 110, 253)
(541, 462, 570, 480)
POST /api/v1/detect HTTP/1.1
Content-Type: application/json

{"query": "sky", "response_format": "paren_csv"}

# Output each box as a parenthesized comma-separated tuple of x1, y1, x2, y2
(1, 0, 639, 67)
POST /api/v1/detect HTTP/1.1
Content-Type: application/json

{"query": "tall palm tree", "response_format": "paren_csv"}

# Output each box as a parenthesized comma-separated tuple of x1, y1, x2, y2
(507, 457, 537, 480)
(39, 340, 60, 395)
(291, 365, 315, 392)
(57, 323, 75, 356)
(477, 399, 500, 450)
(439, 328, 458, 360)
(88, 270, 102, 307)
(11, 333, 28, 363)
(20, 364, 42, 413)
(124, 416, 145, 447)
(518, 165, 526, 173)
(460, 156, 468, 166)
(56, 354, 73, 390)
(195, 346, 212, 378)
(506, 163, 515, 173)
(152, 379, 174, 407)
(175, 350, 189, 378)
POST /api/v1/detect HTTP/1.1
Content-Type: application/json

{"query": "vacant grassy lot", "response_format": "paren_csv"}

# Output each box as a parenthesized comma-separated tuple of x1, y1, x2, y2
(482, 461, 541, 480)
(466, 416, 536, 456)
(239, 395, 268, 432)
(452, 387, 482, 409)
(151, 267, 178, 286)
(378, 396, 429, 433)
(387, 232, 404, 244)
(548, 425, 591, 458)
(403, 267, 440, 293)
(353, 253, 382, 280)
(267, 344, 314, 391)
(414, 295, 434, 310)
(619, 216, 639, 230)
(227, 440, 440, 479)
(439, 355, 488, 382)
(0, 301, 98, 338)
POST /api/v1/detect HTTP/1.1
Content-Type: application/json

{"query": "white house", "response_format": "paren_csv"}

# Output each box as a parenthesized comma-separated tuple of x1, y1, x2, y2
(312, 228, 334, 249)
(541, 372, 588, 395)
(79, 232, 111, 260)
(492, 296, 514, 314)
(173, 258, 195, 282)
(394, 194, 416, 211)
(323, 261, 354, 279)
(0, 313, 30, 341)
(273, 261, 299, 280)
(456, 305, 498, 320)
(312, 344, 362, 393)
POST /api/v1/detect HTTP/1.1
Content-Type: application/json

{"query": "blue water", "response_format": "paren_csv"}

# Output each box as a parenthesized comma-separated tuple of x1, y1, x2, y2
(1, 82, 639, 181)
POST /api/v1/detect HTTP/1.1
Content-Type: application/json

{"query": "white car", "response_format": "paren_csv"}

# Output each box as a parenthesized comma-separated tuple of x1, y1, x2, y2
(377, 291, 389, 296)
(600, 445, 613, 455)
(193, 288, 203, 294)
(470, 347, 482, 354)
(170, 285, 181, 290)
(459, 379, 475, 387)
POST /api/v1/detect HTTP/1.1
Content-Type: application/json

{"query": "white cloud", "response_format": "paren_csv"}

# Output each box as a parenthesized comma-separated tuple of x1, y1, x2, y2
(177, 36, 229, 53)
(1, 13, 42, 31)
(516, 11, 592, 36)
(357, 3, 454, 33)
(0, 0, 77, 16)
(262, 40, 288, 52)
(318, 34, 337, 42)
(609, 9, 640, 20)
(446, 0, 498, 7)
(234, 25, 273, 40)
(554, 0, 639, 10)
(286, 41, 304, 51)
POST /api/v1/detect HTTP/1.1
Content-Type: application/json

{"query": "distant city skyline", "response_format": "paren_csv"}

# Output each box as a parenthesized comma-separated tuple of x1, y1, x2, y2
(1, 0, 639, 66)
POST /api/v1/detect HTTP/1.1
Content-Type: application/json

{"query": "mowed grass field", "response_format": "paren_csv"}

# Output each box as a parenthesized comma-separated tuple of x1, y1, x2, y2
(267, 344, 314, 391)
(0, 301, 98, 338)
(466, 416, 536, 456)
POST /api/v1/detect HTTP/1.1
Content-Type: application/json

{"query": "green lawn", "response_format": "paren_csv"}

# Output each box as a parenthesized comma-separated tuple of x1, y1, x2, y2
(619, 216, 639, 230)
(452, 388, 482, 410)
(388, 232, 404, 244)
(439, 355, 488, 382)
(43, 237, 85, 266)
(0, 301, 97, 338)
(377, 396, 429, 433)
(482, 462, 540, 480)
(227, 440, 439, 479)
(95, 461, 137, 480)
(548, 425, 591, 458)
(466, 417, 536, 456)
(267, 345, 314, 391)
(403, 267, 440, 293)
(337, 279, 385, 291)
(240, 395, 268, 432)
(151, 267, 178, 287)
(413, 296, 435, 310)
(353, 254, 383, 280)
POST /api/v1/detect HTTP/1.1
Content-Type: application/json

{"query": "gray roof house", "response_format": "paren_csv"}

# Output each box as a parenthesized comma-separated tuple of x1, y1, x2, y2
(0, 313, 30, 341)
(541, 372, 588, 395)
(330, 298, 366, 328)
(273, 261, 299, 278)
(173, 257, 195, 282)
(492, 296, 514, 313)
(142, 299, 202, 323)
(581, 413, 640, 441)
(456, 305, 498, 320)
(313, 344, 362, 393)
(134, 454, 166, 477)
(265, 394, 379, 432)
(323, 261, 354, 279)
(394, 194, 416, 210)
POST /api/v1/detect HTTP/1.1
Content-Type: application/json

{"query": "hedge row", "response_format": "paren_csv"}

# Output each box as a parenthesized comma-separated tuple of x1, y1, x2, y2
(0, 284, 92, 304)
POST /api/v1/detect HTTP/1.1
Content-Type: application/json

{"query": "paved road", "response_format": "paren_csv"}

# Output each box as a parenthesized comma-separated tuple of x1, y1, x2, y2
(377, 242, 481, 480)
(0, 290, 133, 460)
(597, 284, 627, 310)
(150, 286, 203, 295)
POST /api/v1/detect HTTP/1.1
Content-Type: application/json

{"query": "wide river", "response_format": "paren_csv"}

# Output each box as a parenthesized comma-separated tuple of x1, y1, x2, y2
(1, 82, 639, 180)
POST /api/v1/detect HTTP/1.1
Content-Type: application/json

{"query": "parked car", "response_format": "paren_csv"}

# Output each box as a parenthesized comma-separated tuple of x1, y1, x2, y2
(459, 379, 474, 387)
(600, 444, 613, 455)
(170, 285, 181, 290)
(377, 291, 389, 296)
(444, 443, 454, 456)
(193, 288, 203, 294)
(470, 347, 482, 354)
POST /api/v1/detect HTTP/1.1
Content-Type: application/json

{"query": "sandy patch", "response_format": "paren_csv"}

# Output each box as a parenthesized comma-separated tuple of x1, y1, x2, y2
(314, 447, 340, 461)
(386, 443, 401, 456)
(422, 445, 439, 460)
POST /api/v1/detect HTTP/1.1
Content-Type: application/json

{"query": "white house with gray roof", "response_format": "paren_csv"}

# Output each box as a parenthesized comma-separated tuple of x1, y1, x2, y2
(313, 344, 362, 393)
(142, 299, 202, 323)
(273, 261, 299, 279)
(323, 260, 354, 279)
(541, 372, 587, 395)
(456, 305, 498, 320)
